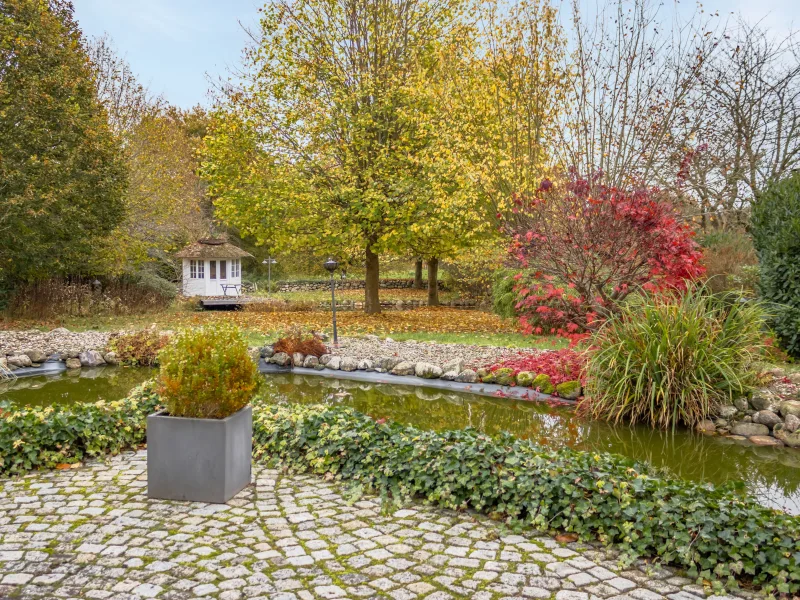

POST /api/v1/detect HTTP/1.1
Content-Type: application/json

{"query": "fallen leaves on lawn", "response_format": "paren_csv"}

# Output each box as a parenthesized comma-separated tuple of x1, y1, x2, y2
(188, 307, 519, 336)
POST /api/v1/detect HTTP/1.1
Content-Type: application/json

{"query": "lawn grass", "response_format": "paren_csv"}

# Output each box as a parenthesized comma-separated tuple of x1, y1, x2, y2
(385, 331, 569, 349)
(252, 288, 459, 303)
(2, 304, 560, 352)
(260, 267, 446, 283)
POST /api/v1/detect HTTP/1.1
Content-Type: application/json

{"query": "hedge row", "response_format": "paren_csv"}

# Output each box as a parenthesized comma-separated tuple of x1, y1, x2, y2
(252, 402, 800, 593)
(0, 382, 159, 476)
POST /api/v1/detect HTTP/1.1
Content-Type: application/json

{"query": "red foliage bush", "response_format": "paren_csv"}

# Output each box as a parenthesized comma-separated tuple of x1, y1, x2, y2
(505, 172, 704, 336)
(273, 326, 328, 357)
(485, 349, 587, 386)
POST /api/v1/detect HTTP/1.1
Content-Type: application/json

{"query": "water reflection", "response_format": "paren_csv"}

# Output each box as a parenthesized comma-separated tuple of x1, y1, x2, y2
(260, 373, 800, 515)
(0, 367, 155, 409)
(2, 369, 797, 514)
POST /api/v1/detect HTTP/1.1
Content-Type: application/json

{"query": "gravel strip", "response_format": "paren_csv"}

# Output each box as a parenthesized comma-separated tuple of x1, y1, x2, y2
(0, 328, 111, 356)
(330, 335, 540, 369)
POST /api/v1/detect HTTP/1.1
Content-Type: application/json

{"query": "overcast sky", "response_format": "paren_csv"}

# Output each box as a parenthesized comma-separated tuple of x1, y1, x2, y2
(72, 0, 798, 109)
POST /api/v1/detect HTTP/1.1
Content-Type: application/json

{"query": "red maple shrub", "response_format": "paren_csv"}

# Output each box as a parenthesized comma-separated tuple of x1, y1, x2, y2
(485, 349, 586, 386)
(273, 325, 328, 357)
(505, 172, 704, 337)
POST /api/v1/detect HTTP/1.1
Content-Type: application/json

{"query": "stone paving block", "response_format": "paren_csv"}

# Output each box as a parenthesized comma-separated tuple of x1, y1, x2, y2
(0, 452, 764, 600)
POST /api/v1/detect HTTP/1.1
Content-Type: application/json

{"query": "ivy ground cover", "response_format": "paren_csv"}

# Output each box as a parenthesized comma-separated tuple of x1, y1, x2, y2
(3, 383, 799, 592)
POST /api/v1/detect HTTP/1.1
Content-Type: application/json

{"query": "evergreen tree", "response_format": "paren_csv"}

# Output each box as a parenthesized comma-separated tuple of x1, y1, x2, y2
(0, 0, 127, 282)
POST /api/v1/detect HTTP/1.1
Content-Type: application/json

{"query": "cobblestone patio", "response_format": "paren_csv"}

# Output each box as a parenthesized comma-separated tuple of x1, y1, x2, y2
(0, 452, 756, 600)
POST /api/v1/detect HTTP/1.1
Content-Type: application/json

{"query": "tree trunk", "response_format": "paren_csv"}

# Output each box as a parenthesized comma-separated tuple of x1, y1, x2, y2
(427, 257, 439, 306)
(365, 242, 381, 314)
(413, 258, 424, 289)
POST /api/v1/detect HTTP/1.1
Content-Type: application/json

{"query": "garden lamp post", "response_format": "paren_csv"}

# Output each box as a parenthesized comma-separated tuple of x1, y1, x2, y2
(262, 257, 277, 295)
(324, 257, 339, 346)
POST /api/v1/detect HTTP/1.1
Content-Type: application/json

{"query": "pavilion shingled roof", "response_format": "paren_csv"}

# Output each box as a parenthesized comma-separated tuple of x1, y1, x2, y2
(174, 239, 254, 260)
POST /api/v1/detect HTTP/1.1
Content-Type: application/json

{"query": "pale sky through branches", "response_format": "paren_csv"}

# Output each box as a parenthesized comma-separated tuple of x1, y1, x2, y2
(73, 0, 798, 109)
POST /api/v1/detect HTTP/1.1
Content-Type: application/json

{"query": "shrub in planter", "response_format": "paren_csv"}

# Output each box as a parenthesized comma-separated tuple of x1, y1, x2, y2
(252, 403, 800, 593)
(107, 330, 170, 366)
(157, 324, 259, 419)
(150, 324, 260, 503)
(581, 286, 767, 429)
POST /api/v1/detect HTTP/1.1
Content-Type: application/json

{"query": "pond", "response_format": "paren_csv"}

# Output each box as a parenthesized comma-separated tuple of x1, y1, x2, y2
(0, 367, 154, 409)
(2, 368, 799, 514)
(260, 373, 800, 515)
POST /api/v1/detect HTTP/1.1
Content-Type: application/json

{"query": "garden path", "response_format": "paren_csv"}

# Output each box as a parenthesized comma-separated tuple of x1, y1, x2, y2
(0, 452, 756, 600)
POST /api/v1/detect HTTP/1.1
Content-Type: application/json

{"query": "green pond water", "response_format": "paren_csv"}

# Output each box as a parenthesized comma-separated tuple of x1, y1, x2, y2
(2, 368, 799, 514)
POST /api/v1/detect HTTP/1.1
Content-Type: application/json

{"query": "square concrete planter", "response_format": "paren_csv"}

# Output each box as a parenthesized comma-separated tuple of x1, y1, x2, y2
(147, 405, 252, 504)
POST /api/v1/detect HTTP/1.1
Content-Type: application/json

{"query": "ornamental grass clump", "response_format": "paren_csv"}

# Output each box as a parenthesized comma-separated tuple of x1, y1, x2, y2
(582, 286, 766, 429)
(157, 324, 259, 419)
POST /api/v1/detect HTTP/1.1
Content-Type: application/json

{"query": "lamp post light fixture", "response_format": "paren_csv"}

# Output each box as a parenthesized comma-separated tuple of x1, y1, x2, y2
(262, 257, 277, 295)
(324, 257, 339, 346)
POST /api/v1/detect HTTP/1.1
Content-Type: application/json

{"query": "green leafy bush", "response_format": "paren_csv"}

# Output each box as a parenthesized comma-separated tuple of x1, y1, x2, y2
(0, 382, 159, 476)
(252, 402, 800, 592)
(699, 230, 759, 294)
(582, 287, 766, 429)
(492, 270, 518, 319)
(442, 243, 505, 299)
(108, 330, 170, 366)
(157, 324, 259, 419)
(134, 271, 178, 301)
(751, 172, 800, 357)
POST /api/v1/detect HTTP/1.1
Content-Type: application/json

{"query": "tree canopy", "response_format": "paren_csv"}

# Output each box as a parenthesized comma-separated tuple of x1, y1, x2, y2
(203, 0, 566, 312)
(0, 0, 127, 282)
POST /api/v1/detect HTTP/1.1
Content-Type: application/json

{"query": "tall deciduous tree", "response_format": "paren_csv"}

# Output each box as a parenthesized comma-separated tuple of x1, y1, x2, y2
(441, 0, 566, 213)
(206, 0, 470, 313)
(87, 37, 211, 277)
(90, 111, 211, 276)
(87, 34, 161, 137)
(555, 0, 721, 188)
(403, 0, 566, 304)
(677, 20, 800, 230)
(0, 0, 127, 282)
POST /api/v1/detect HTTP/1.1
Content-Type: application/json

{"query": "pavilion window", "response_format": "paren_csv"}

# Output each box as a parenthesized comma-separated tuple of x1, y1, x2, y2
(189, 260, 204, 279)
(220, 260, 227, 279)
(210, 261, 217, 280)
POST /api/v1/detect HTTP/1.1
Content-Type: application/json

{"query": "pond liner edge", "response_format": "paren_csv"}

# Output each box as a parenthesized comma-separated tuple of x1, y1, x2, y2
(6, 359, 573, 406)
(258, 360, 574, 405)
(5, 359, 67, 379)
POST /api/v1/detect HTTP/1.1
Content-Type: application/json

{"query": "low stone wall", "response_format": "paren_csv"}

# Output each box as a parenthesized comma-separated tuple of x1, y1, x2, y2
(261, 345, 582, 400)
(318, 298, 482, 310)
(698, 371, 800, 448)
(276, 278, 450, 292)
(0, 328, 116, 374)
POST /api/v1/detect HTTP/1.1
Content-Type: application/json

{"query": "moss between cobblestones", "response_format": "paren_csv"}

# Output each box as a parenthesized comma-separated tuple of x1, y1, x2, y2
(4, 382, 800, 593)
(252, 402, 800, 593)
